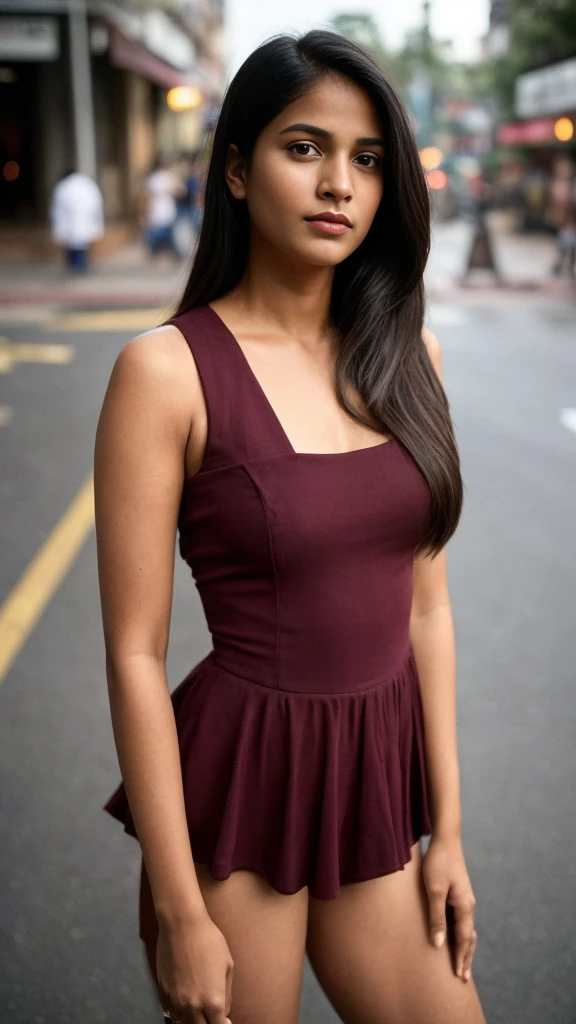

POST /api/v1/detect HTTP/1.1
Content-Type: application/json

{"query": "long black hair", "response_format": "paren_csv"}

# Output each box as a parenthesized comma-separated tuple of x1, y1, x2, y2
(170, 29, 463, 557)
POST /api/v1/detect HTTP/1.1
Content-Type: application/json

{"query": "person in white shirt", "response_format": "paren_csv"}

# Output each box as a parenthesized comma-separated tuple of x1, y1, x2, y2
(49, 169, 104, 274)
(139, 157, 184, 262)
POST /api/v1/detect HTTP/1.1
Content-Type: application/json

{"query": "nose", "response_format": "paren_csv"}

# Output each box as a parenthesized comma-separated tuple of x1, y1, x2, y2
(317, 152, 353, 203)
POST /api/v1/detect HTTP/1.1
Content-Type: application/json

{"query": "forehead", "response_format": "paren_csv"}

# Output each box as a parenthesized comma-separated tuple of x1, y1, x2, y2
(267, 74, 383, 137)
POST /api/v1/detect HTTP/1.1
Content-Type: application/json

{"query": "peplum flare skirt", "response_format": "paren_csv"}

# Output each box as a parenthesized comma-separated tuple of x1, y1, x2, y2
(103, 646, 432, 913)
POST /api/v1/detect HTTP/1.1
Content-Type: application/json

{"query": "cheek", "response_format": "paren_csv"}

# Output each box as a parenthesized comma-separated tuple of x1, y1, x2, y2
(246, 156, 306, 232)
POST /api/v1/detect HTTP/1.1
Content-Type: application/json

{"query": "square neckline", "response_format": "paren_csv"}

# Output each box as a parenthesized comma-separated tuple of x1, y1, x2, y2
(205, 303, 396, 459)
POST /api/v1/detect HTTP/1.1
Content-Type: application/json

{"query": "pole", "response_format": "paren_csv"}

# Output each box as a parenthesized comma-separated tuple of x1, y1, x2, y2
(68, 0, 97, 177)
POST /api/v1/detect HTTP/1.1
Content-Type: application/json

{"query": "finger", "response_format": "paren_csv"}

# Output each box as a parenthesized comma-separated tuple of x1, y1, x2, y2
(224, 962, 233, 1017)
(453, 904, 476, 977)
(456, 933, 474, 981)
(461, 929, 478, 982)
(201, 997, 230, 1023)
(426, 883, 449, 947)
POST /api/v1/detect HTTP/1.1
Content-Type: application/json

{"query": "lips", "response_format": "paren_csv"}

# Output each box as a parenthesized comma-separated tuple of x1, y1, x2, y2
(305, 212, 353, 228)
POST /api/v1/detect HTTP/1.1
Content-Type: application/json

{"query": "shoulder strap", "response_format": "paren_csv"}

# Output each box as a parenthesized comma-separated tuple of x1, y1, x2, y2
(166, 304, 290, 471)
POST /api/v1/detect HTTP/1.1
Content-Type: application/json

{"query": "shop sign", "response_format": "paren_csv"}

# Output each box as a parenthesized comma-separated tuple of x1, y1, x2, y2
(516, 58, 576, 118)
(109, 9, 195, 72)
(0, 16, 59, 60)
(141, 11, 195, 71)
(497, 118, 557, 145)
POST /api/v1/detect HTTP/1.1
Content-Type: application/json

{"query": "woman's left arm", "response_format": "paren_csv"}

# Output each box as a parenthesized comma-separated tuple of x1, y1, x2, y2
(410, 326, 478, 984)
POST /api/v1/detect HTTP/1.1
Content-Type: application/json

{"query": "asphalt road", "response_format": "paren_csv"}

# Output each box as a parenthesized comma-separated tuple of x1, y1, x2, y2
(0, 296, 575, 1024)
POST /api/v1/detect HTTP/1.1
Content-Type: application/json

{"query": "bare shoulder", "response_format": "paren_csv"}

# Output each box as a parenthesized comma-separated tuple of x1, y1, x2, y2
(95, 322, 204, 497)
(112, 323, 196, 403)
(421, 325, 443, 382)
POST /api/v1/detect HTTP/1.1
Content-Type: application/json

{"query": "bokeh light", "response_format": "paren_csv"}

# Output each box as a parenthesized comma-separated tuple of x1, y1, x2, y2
(166, 86, 203, 111)
(3, 161, 19, 182)
(426, 169, 448, 190)
(554, 117, 574, 142)
(420, 146, 444, 171)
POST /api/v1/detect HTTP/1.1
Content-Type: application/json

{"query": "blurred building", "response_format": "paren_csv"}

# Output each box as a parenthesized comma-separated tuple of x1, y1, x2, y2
(0, 1, 225, 227)
(483, 0, 576, 230)
(496, 58, 576, 230)
(484, 0, 510, 61)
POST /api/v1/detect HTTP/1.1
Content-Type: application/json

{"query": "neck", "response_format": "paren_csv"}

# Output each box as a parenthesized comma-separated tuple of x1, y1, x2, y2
(229, 228, 336, 342)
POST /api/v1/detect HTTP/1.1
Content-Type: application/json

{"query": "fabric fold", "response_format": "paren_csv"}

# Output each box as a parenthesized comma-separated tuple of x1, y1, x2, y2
(103, 649, 432, 900)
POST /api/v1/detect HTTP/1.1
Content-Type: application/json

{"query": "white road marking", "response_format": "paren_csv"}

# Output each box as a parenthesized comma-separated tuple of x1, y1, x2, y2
(426, 304, 470, 326)
(0, 405, 13, 426)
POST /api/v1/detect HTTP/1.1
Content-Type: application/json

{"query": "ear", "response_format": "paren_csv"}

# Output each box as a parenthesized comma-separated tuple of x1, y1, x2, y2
(224, 142, 248, 200)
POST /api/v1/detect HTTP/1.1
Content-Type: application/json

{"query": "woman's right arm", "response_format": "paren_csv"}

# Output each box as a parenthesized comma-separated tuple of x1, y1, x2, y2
(94, 328, 233, 1020)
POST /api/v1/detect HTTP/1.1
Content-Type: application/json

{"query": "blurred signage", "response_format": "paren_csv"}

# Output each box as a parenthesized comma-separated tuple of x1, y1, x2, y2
(497, 118, 557, 145)
(0, 16, 59, 60)
(107, 10, 195, 72)
(516, 58, 576, 118)
(140, 11, 195, 71)
(109, 27, 190, 89)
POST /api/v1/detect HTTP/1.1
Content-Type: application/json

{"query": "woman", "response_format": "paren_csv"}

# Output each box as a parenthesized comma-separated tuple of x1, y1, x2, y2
(97, 30, 487, 1024)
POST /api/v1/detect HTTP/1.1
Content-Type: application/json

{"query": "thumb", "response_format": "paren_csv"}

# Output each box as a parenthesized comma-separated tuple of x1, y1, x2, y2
(426, 881, 448, 948)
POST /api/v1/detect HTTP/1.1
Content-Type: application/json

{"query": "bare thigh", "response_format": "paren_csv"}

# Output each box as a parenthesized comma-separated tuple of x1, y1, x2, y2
(142, 859, 309, 1024)
(305, 841, 487, 1024)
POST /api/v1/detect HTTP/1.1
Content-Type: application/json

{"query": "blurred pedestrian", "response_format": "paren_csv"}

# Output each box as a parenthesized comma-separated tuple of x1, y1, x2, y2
(139, 157, 183, 263)
(172, 151, 202, 257)
(49, 168, 104, 274)
(183, 150, 204, 236)
(552, 203, 576, 278)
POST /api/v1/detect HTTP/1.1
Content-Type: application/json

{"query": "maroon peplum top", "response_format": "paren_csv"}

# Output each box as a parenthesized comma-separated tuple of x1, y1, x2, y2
(103, 303, 433, 906)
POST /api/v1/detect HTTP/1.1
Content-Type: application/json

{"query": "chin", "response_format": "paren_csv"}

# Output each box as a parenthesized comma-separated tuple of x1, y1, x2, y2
(291, 239, 355, 267)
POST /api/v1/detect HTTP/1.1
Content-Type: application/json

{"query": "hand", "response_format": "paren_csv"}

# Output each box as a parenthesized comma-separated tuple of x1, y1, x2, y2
(421, 833, 478, 983)
(156, 908, 234, 1022)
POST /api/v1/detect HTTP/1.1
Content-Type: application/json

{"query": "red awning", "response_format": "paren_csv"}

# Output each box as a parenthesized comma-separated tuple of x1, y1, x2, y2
(497, 117, 557, 146)
(108, 26, 190, 88)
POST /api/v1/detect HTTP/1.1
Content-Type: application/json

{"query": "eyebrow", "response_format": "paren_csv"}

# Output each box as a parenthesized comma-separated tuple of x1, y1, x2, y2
(278, 123, 385, 147)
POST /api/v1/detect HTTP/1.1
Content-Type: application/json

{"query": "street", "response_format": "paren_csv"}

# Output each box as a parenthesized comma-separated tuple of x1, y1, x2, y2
(1, 227, 575, 1023)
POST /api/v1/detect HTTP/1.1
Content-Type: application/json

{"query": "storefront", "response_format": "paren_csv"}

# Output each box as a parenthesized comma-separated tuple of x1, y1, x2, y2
(0, 5, 222, 227)
(0, 14, 71, 221)
(495, 58, 576, 230)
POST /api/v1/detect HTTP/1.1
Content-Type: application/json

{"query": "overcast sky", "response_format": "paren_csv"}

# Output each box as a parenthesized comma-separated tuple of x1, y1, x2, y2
(225, 0, 490, 79)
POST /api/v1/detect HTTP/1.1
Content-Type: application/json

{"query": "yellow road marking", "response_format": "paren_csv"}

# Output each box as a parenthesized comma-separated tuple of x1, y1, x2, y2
(0, 475, 95, 682)
(0, 336, 75, 374)
(48, 308, 169, 332)
(0, 405, 13, 425)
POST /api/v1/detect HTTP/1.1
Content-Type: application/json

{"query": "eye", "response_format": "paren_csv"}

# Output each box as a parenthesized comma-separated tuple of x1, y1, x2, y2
(286, 142, 320, 158)
(355, 152, 383, 169)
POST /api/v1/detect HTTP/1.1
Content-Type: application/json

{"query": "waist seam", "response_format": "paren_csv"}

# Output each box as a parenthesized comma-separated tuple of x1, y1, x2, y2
(210, 646, 414, 697)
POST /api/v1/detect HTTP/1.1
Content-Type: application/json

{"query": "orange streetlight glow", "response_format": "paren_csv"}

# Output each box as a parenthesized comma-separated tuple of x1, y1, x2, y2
(166, 86, 202, 111)
(554, 117, 574, 142)
(420, 146, 443, 170)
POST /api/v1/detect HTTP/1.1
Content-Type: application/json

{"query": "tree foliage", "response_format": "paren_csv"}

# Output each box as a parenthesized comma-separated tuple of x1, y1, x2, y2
(512, 0, 576, 70)
(492, 0, 576, 119)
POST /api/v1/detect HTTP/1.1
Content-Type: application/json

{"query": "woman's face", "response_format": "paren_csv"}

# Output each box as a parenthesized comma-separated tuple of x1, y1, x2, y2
(225, 73, 385, 267)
